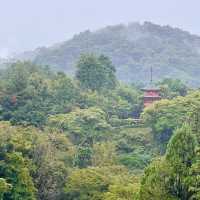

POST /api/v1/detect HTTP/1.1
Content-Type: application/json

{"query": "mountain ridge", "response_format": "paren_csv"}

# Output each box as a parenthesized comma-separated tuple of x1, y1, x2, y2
(14, 22, 200, 87)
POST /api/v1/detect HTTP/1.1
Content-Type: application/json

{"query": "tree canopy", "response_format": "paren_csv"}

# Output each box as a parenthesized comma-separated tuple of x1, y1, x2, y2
(76, 54, 117, 91)
(0, 56, 199, 200)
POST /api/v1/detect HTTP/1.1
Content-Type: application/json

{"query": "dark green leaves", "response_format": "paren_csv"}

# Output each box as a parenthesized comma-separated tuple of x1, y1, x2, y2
(76, 54, 117, 91)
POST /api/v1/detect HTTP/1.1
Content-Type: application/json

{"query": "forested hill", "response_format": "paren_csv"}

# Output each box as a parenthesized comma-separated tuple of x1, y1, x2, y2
(17, 22, 200, 87)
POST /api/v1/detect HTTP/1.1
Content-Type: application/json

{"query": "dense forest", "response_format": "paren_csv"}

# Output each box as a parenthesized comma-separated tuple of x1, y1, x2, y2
(0, 53, 199, 200)
(15, 22, 200, 87)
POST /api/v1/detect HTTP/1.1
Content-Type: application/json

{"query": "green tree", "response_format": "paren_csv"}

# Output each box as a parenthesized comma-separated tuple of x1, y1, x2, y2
(76, 54, 117, 91)
(78, 86, 141, 119)
(187, 149, 200, 199)
(0, 178, 11, 200)
(73, 146, 93, 168)
(47, 107, 111, 145)
(48, 107, 111, 168)
(32, 138, 69, 200)
(157, 78, 188, 99)
(103, 173, 140, 200)
(0, 122, 72, 200)
(0, 62, 80, 127)
(0, 62, 52, 127)
(140, 124, 197, 200)
(64, 168, 110, 200)
(98, 55, 117, 90)
(50, 72, 79, 114)
(92, 142, 117, 167)
(142, 91, 200, 150)
(64, 166, 139, 200)
(0, 152, 36, 200)
(165, 124, 196, 199)
(139, 158, 176, 200)
(104, 183, 139, 200)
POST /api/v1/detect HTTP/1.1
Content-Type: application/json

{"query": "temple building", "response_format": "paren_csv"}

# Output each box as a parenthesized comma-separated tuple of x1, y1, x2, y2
(142, 68, 161, 107)
(142, 85, 161, 107)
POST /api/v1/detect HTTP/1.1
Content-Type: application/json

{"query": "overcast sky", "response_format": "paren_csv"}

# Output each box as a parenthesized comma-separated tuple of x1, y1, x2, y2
(0, 0, 199, 57)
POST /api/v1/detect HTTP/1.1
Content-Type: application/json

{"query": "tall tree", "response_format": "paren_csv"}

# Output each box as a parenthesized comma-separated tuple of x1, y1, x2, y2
(76, 54, 117, 91)
(139, 158, 175, 200)
(165, 124, 196, 199)
(157, 78, 188, 99)
(140, 124, 197, 200)
(98, 55, 117, 90)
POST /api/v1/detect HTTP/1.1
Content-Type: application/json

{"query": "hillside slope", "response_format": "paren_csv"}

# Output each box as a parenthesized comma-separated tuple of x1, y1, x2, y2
(18, 22, 200, 87)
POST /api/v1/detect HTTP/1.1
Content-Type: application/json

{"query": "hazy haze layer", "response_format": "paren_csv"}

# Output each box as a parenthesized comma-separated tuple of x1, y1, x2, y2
(0, 0, 199, 57)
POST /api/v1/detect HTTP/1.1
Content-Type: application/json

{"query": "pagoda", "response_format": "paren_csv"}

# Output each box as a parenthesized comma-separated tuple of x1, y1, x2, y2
(142, 67, 161, 107)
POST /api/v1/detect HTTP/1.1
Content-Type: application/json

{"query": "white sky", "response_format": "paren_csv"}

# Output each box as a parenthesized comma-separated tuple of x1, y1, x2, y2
(0, 0, 199, 57)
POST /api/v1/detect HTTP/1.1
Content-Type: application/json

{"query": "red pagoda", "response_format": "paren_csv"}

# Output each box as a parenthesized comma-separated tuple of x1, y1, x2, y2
(142, 67, 161, 107)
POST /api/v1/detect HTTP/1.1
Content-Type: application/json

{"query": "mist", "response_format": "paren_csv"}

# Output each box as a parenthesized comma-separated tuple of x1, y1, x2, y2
(0, 0, 200, 57)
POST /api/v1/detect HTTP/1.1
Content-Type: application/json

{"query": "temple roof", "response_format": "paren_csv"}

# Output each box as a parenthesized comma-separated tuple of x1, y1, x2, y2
(141, 82, 160, 91)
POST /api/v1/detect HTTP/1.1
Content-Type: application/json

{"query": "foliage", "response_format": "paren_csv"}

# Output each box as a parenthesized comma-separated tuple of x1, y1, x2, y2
(92, 142, 117, 167)
(139, 124, 198, 200)
(47, 107, 111, 145)
(165, 124, 196, 199)
(187, 149, 200, 199)
(0, 56, 196, 199)
(64, 167, 110, 200)
(157, 78, 188, 99)
(32, 133, 70, 200)
(76, 54, 117, 91)
(0, 152, 37, 200)
(0, 61, 149, 199)
(0, 122, 71, 200)
(49, 71, 80, 114)
(0, 178, 11, 200)
(142, 91, 200, 150)
(139, 158, 176, 200)
(119, 152, 151, 170)
(0, 61, 142, 127)
(0, 62, 79, 127)
(20, 22, 200, 87)
(114, 128, 157, 170)
(73, 146, 93, 168)
(64, 166, 140, 200)
(104, 183, 139, 200)
(78, 84, 142, 119)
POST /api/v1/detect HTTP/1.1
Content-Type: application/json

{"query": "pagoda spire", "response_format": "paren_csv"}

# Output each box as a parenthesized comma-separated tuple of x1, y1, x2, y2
(150, 66, 153, 83)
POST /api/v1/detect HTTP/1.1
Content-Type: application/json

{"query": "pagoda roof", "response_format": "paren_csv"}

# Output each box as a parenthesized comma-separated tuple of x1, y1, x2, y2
(144, 95, 161, 98)
(141, 82, 160, 91)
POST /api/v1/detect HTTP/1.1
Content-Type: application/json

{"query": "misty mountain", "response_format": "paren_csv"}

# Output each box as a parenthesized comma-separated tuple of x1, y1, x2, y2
(17, 22, 200, 87)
